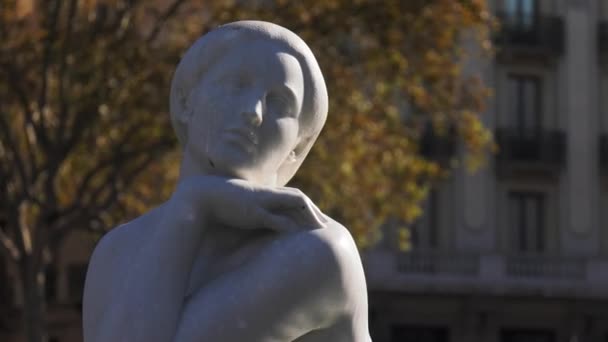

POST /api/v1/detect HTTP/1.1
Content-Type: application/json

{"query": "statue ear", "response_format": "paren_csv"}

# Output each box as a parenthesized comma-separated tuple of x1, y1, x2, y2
(276, 134, 317, 186)
(286, 150, 297, 164)
(295, 135, 314, 156)
(289, 135, 313, 163)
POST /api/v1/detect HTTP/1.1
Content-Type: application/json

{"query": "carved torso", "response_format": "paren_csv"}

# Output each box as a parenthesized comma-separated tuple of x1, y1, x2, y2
(83, 20, 371, 342)
(185, 226, 277, 299)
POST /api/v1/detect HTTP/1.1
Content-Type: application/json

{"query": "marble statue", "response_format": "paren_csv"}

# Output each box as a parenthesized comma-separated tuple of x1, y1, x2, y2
(82, 20, 372, 342)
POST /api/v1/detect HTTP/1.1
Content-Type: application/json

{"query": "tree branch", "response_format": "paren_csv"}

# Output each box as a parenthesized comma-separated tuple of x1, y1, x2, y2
(85, 138, 173, 206)
(54, 139, 170, 238)
(102, 0, 139, 50)
(0, 230, 20, 261)
(0, 107, 29, 195)
(55, 0, 78, 144)
(4, 202, 26, 262)
(62, 104, 100, 154)
(60, 116, 146, 203)
(36, 1, 80, 226)
(107, 0, 138, 34)
(38, 0, 62, 122)
(1, 71, 38, 180)
(59, 136, 173, 222)
(145, 0, 187, 43)
(2, 62, 49, 162)
(49, 203, 88, 240)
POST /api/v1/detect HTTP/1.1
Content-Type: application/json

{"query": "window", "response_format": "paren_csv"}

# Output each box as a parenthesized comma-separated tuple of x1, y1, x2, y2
(391, 324, 449, 342)
(411, 190, 439, 250)
(508, 75, 541, 137)
(505, 0, 538, 31)
(501, 328, 555, 342)
(508, 192, 546, 253)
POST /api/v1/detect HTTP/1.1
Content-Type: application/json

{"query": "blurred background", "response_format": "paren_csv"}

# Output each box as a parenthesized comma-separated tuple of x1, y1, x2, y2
(0, 0, 606, 341)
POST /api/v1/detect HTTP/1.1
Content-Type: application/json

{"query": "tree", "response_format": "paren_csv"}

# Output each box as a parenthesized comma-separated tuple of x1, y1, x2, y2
(0, 1, 196, 340)
(0, 0, 494, 341)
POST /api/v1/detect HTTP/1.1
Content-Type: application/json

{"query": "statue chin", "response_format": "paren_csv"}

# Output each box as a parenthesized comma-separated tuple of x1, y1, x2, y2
(208, 162, 277, 186)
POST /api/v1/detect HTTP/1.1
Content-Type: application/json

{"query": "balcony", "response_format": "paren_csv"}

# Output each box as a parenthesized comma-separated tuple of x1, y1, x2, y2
(394, 252, 584, 281)
(599, 21, 608, 64)
(363, 249, 608, 298)
(506, 254, 586, 279)
(494, 12, 564, 62)
(495, 128, 566, 175)
(396, 251, 479, 276)
(601, 134, 608, 174)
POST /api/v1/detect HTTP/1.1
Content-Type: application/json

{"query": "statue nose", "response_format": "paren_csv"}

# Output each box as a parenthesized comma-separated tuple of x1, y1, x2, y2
(242, 96, 264, 127)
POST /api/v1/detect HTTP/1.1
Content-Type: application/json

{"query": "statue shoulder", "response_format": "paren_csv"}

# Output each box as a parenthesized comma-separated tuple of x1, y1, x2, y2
(319, 219, 362, 266)
(84, 206, 164, 298)
(303, 218, 368, 300)
(83, 205, 173, 339)
(282, 217, 368, 330)
(91, 207, 162, 265)
(320, 220, 370, 331)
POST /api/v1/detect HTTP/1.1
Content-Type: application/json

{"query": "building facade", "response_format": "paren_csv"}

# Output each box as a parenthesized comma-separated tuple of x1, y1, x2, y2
(2, 1, 607, 342)
(365, 1, 608, 341)
(0, 230, 95, 342)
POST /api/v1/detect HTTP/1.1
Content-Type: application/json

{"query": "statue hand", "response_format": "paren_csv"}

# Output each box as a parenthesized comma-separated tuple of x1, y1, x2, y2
(173, 176, 327, 233)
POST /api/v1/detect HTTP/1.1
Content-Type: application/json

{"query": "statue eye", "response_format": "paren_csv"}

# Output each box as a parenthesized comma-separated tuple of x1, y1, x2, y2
(266, 90, 296, 118)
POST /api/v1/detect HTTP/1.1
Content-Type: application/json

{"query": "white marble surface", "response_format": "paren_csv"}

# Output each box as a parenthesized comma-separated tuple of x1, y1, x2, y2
(83, 21, 371, 342)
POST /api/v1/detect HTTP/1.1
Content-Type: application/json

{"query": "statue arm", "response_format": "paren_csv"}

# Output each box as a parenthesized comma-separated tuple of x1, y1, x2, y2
(83, 176, 327, 342)
(173, 223, 365, 342)
(84, 194, 208, 342)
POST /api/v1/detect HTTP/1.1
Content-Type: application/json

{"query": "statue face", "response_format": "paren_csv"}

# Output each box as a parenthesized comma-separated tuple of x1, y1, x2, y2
(185, 39, 305, 185)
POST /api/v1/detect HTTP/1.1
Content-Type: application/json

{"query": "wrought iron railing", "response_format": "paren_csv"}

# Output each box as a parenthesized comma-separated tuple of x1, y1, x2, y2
(506, 254, 586, 279)
(396, 250, 480, 276)
(363, 249, 608, 296)
(495, 128, 566, 166)
(393, 251, 587, 279)
(495, 12, 565, 57)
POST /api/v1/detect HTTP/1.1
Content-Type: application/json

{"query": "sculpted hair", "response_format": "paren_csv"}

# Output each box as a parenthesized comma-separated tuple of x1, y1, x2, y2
(169, 21, 328, 185)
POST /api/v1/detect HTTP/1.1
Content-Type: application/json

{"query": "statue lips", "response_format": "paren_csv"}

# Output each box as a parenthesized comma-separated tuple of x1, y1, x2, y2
(224, 128, 259, 151)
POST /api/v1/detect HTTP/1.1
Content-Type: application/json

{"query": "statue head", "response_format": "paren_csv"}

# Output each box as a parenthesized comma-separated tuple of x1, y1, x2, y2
(170, 20, 328, 186)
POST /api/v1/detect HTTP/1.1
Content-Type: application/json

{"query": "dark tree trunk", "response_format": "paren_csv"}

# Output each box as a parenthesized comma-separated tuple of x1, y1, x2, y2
(20, 257, 47, 342)
(0, 257, 11, 331)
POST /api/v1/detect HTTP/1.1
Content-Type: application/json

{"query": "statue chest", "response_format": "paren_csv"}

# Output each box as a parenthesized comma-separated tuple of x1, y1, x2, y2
(185, 226, 277, 298)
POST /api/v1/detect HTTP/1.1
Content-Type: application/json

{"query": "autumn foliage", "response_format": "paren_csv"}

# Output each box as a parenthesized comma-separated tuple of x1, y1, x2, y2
(0, 1, 493, 340)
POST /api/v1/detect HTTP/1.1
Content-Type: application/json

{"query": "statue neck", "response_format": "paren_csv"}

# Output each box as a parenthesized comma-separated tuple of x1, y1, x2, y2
(177, 148, 279, 187)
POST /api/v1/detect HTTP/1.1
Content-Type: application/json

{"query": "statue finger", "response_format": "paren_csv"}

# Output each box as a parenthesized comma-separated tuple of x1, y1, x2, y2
(277, 187, 327, 227)
(257, 190, 322, 229)
(260, 211, 301, 233)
